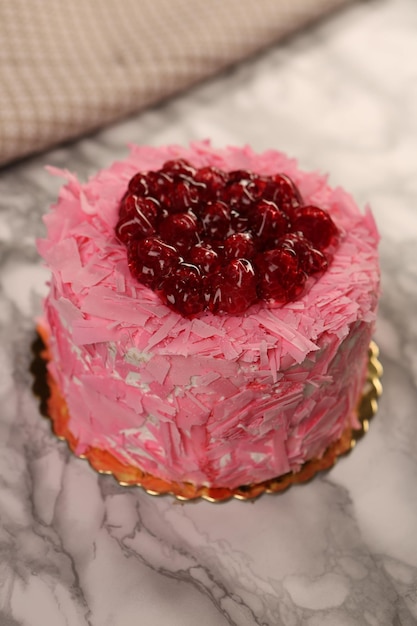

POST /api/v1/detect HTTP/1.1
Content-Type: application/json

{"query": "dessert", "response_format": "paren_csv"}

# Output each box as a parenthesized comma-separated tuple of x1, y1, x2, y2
(37, 142, 380, 492)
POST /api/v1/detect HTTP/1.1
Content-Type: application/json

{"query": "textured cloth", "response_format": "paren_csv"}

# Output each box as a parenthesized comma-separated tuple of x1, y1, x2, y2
(0, 0, 349, 167)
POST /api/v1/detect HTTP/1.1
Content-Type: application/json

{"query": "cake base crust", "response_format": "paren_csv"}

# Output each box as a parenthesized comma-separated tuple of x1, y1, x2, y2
(32, 327, 382, 502)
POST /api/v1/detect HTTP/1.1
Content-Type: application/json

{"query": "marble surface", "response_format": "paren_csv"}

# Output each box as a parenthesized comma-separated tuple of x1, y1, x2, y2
(1, 0, 417, 624)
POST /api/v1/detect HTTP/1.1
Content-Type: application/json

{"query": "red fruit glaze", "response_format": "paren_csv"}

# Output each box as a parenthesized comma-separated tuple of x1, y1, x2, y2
(116, 159, 340, 315)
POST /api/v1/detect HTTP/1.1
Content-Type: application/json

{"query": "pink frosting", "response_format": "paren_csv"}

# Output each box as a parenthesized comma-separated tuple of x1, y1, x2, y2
(38, 142, 380, 489)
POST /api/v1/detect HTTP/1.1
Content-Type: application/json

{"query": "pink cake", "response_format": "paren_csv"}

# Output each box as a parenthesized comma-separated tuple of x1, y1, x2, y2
(38, 142, 380, 490)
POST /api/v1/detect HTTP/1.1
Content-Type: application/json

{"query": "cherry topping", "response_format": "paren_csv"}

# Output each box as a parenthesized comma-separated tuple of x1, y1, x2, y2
(224, 259, 258, 313)
(265, 174, 302, 216)
(189, 244, 220, 274)
(127, 237, 178, 289)
(194, 166, 226, 201)
(116, 158, 340, 316)
(208, 259, 257, 314)
(303, 247, 328, 274)
(158, 212, 198, 252)
(158, 263, 204, 316)
(246, 177, 268, 203)
(224, 182, 254, 212)
(116, 195, 159, 244)
(161, 158, 196, 178)
(201, 201, 231, 240)
(279, 233, 328, 274)
(224, 232, 256, 261)
(146, 171, 174, 210)
(293, 205, 339, 250)
(256, 248, 306, 302)
(249, 200, 289, 246)
(128, 173, 149, 196)
(170, 180, 200, 213)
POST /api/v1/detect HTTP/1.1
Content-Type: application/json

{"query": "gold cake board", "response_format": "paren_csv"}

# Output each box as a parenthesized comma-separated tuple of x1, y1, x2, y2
(31, 327, 383, 502)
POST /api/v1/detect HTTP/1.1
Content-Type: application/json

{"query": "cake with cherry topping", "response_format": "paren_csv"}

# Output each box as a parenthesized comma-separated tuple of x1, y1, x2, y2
(38, 142, 380, 491)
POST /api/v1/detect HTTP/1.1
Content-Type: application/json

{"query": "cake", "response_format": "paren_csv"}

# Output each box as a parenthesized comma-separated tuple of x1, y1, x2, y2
(37, 142, 380, 493)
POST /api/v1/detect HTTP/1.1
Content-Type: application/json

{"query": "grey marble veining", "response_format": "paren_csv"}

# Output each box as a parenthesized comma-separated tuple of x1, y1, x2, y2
(1, 0, 417, 624)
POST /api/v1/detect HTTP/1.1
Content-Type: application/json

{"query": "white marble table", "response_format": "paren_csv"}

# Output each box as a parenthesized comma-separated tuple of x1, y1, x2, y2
(1, 0, 417, 624)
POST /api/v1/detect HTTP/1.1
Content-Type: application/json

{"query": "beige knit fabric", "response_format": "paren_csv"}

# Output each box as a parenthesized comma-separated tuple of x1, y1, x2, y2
(0, 0, 349, 167)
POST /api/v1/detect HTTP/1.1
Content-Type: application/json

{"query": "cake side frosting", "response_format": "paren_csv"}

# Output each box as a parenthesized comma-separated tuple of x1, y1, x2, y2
(38, 142, 380, 489)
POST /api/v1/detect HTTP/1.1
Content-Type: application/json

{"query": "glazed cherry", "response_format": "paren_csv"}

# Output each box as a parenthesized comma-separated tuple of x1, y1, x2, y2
(158, 212, 198, 252)
(128, 237, 178, 289)
(224, 232, 256, 260)
(201, 201, 231, 240)
(116, 196, 159, 244)
(208, 259, 257, 314)
(128, 173, 149, 196)
(227, 170, 254, 184)
(158, 263, 204, 316)
(256, 247, 306, 302)
(223, 259, 258, 314)
(170, 180, 200, 213)
(265, 174, 302, 216)
(117, 158, 340, 315)
(161, 158, 196, 178)
(230, 208, 249, 234)
(146, 171, 174, 210)
(279, 233, 328, 275)
(189, 244, 220, 274)
(249, 200, 289, 246)
(246, 177, 268, 203)
(303, 247, 328, 274)
(194, 166, 226, 201)
(224, 182, 254, 212)
(293, 205, 339, 250)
